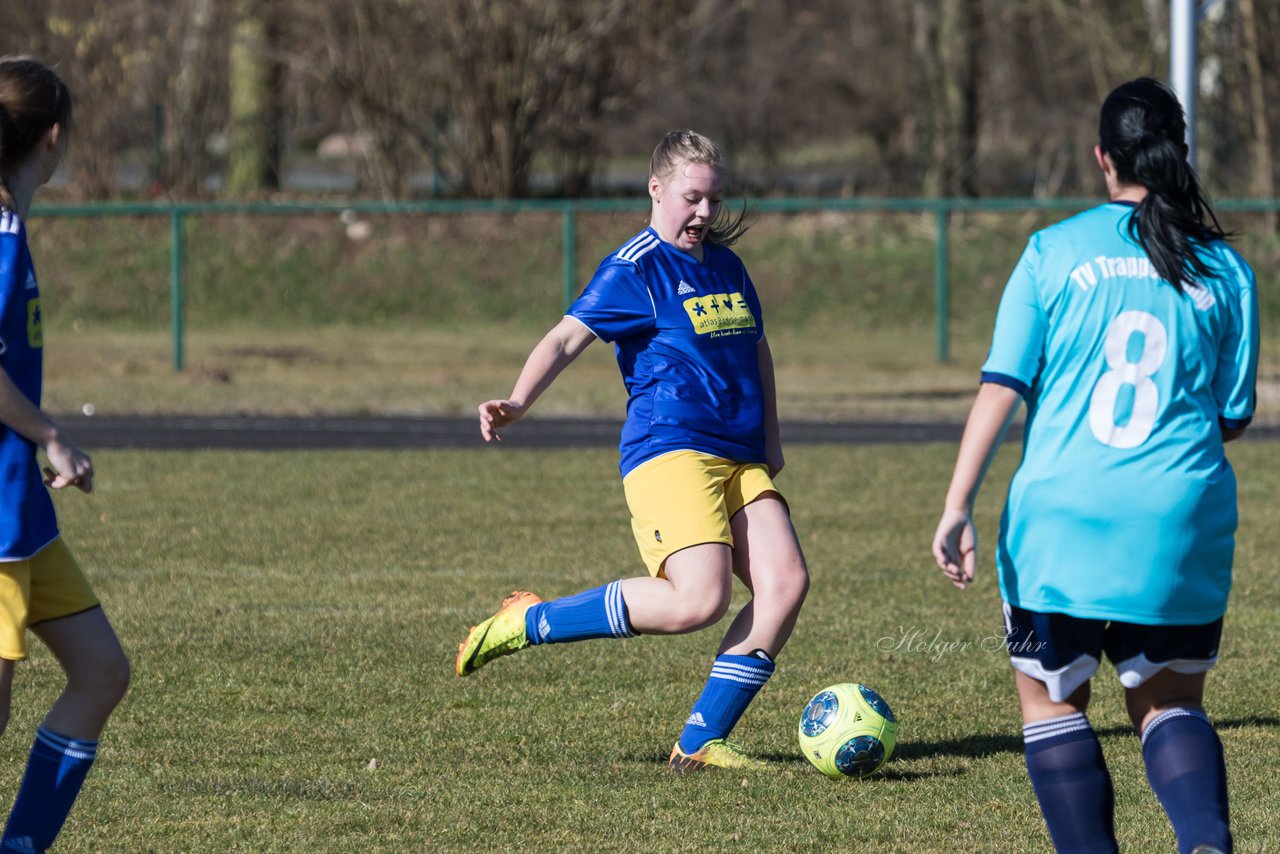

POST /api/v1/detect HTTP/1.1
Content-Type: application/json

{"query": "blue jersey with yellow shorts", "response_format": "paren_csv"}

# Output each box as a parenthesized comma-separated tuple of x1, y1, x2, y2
(983, 202, 1258, 625)
(568, 227, 766, 477)
(568, 228, 777, 575)
(0, 209, 58, 560)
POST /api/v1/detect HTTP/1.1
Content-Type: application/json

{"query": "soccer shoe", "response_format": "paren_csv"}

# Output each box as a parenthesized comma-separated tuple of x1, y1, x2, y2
(668, 739, 773, 773)
(455, 591, 542, 677)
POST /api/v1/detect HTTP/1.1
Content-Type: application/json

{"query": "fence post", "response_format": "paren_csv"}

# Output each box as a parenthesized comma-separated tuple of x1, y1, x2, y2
(934, 205, 950, 363)
(562, 205, 577, 311)
(170, 207, 185, 372)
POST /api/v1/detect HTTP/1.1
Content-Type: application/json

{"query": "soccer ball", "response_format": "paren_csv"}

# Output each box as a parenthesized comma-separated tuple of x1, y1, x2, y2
(798, 683, 898, 779)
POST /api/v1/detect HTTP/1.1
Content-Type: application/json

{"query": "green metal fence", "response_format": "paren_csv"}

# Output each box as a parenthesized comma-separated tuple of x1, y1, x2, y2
(32, 197, 1280, 371)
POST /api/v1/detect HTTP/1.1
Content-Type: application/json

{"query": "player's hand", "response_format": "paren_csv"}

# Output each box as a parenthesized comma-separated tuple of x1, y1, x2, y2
(478, 399, 526, 443)
(932, 507, 975, 589)
(43, 436, 94, 493)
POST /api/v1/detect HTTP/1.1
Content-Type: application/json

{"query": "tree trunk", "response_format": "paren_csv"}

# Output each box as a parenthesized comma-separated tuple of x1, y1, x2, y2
(1239, 0, 1276, 231)
(226, 0, 281, 195)
(168, 0, 218, 197)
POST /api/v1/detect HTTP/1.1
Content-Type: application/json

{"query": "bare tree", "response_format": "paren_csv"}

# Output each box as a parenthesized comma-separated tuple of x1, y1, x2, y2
(227, 0, 283, 194)
(438, 0, 658, 198)
(32, 1, 164, 198)
(303, 1, 446, 199)
(165, 0, 225, 197)
(1238, 0, 1275, 229)
(0, 0, 1274, 201)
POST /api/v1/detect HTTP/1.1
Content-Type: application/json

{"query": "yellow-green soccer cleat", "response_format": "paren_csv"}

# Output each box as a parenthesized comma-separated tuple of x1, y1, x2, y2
(668, 739, 773, 773)
(455, 591, 542, 677)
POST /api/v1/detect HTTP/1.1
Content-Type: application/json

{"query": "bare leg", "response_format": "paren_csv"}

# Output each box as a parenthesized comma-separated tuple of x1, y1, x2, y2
(715, 496, 808, 658)
(1015, 668, 1091, 723)
(668, 497, 807, 764)
(1124, 668, 1206, 732)
(31, 608, 130, 740)
(0, 609, 128, 850)
(619, 543, 734, 635)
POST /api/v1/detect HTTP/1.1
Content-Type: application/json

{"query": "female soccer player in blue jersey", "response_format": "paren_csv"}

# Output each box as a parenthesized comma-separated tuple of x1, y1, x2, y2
(458, 130, 809, 772)
(0, 57, 131, 852)
(933, 78, 1256, 853)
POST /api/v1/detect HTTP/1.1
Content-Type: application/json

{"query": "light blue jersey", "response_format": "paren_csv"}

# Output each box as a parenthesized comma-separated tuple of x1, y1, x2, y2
(568, 228, 766, 477)
(983, 202, 1258, 624)
(0, 209, 59, 559)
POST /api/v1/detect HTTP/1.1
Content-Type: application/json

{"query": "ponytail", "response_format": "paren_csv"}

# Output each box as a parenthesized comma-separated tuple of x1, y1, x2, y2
(1098, 78, 1229, 291)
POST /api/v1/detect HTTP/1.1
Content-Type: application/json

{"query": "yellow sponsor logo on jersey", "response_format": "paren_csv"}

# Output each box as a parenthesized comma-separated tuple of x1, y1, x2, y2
(26, 299, 42, 348)
(682, 292, 756, 335)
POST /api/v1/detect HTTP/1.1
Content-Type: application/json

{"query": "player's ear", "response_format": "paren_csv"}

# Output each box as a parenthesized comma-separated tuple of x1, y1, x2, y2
(1092, 144, 1109, 175)
(648, 175, 662, 203)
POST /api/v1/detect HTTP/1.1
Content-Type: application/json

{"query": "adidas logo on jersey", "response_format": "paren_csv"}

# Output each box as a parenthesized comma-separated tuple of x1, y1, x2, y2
(538, 615, 551, 641)
(676, 280, 695, 295)
(24, 271, 35, 290)
(685, 711, 707, 728)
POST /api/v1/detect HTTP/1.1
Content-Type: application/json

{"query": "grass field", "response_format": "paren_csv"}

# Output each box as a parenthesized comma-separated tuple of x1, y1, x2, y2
(6, 442, 1278, 851)
(39, 323, 998, 423)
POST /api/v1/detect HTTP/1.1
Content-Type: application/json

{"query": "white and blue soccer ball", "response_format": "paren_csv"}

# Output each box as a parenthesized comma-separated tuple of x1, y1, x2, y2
(798, 683, 898, 779)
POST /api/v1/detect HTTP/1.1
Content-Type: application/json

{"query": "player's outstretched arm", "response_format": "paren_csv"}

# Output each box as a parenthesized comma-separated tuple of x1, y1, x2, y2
(0, 369, 93, 492)
(478, 316, 597, 443)
(931, 383, 1021, 588)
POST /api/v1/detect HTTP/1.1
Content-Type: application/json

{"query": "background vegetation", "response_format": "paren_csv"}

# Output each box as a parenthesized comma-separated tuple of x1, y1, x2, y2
(30, 208, 1280, 422)
(2, 1, 1277, 202)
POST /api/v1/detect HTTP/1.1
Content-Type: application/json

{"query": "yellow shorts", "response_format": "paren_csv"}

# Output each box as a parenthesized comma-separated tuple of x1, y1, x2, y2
(621, 450, 784, 577)
(0, 538, 100, 660)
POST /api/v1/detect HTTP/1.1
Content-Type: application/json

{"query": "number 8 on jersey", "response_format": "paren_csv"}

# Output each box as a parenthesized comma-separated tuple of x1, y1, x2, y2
(1088, 310, 1168, 449)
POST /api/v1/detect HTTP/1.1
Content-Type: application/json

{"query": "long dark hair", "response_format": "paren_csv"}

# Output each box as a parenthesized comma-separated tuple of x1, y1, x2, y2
(0, 56, 72, 210)
(1098, 77, 1228, 291)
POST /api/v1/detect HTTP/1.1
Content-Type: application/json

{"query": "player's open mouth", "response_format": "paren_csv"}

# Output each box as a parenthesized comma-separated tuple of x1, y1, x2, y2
(685, 225, 704, 242)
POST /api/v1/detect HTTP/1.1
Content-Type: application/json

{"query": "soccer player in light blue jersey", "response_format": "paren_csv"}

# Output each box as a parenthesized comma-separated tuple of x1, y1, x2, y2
(458, 130, 809, 772)
(0, 58, 130, 853)
(933, 79, 1256, 854)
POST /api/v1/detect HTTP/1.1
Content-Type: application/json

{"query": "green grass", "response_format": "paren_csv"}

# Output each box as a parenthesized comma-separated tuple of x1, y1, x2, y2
(6, 442, 1278, 851)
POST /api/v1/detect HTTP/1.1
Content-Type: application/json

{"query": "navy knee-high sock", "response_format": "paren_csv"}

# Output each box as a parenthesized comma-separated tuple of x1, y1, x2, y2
(1141, 707, 1232, 854)
(1023, 712, 1118, 853)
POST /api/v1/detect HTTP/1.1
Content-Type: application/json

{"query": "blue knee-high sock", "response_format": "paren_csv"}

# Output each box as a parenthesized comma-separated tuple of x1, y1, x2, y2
(1023, 712, 1118, 854)
(677, 651, 775, 753)
(1141, 707, 1232, 854)
(524, 580, 634, 645)
(2, 726, 99, 852)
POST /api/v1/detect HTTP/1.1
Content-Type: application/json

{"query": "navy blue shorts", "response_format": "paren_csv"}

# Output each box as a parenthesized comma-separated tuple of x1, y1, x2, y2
(1002, 603, 1223, 702)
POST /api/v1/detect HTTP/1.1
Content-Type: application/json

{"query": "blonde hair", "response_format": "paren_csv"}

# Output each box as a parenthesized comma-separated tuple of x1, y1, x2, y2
(0, 56, 72, 210)
(649, 129, 750, 247)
